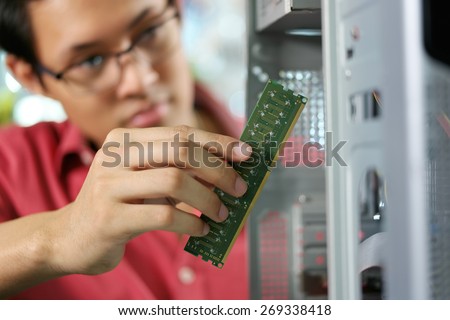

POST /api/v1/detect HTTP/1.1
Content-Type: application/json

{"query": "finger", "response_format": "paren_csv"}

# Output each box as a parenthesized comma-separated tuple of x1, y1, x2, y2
(114, 168, 229, 222)
(103, 126, 252, 163)
(119, 203, 210, 237)
(105, 140, 248, 197)
(147, 142, 247, 197)
(184, 147, 249, 197)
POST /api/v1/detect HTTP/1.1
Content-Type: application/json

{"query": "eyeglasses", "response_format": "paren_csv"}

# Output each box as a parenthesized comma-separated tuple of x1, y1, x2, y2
(37, 5, 180, 95)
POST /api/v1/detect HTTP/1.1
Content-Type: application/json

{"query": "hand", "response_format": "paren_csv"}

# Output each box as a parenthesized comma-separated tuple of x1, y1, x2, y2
(50, 126, 251, 275)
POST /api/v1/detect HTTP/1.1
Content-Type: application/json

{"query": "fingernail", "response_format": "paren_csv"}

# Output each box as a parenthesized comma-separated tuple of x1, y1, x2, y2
(202, 223, 210, 236)
(233, 142, 252, 158)
(235, 176, 248, 196)
(218, 204, 229, 221)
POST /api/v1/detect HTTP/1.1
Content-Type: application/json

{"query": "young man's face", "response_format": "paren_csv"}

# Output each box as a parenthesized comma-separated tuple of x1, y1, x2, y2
(28, 0, 194, 146)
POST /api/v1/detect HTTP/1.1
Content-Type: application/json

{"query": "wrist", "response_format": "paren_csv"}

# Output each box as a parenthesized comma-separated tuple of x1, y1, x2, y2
(0, 208, 72, 297)
(34, 207, 72, 278)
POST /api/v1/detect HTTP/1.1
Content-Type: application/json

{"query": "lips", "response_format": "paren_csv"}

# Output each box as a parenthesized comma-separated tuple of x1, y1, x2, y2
(127, 103, 168, 128)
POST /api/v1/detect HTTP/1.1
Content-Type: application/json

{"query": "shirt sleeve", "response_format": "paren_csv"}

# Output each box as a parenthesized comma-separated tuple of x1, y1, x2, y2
(0, 141, 15, 223)
(0, 185, 14, 223)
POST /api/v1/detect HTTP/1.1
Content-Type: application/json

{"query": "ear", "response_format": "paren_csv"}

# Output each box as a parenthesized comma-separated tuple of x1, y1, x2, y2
(5, 54, 45, 95)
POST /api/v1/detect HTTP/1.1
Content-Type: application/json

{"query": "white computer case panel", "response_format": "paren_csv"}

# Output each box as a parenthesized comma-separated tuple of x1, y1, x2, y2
(325, 0, 450, 299)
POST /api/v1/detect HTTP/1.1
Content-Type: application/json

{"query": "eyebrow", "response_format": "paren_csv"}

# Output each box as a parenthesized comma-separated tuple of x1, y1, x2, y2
(128, 8, 151, 30)
(68, 8, 152, 53)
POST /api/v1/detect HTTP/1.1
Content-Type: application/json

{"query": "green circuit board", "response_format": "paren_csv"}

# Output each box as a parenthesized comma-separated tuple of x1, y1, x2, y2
(184, 79, 307, 268)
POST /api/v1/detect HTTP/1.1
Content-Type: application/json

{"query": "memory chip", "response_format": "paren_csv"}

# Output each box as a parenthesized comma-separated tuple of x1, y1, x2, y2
(184, 79, 308, 268)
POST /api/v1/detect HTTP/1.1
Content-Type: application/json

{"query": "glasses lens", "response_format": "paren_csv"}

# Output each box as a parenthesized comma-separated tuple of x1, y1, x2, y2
(134, 12, 180, 65)
(63, 7, 179, 95)
(64, 55, 121, 94)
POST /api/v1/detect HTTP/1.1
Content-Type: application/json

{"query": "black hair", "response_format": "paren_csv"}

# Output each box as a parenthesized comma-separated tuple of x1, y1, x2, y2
(0, 0, 177, 69)
(0, 0, 39, 68)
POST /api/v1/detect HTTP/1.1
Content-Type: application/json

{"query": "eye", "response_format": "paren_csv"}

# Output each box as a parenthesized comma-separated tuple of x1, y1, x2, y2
(77, 55, 105, 69)
(139, 27, 158, 42)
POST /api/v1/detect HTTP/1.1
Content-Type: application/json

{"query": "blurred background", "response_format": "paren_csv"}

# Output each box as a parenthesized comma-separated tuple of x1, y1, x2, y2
(0, 0, 247, 126)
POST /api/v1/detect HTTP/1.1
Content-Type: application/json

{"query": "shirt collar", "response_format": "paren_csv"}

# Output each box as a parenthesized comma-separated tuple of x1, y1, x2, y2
(55, 121, 95, 174)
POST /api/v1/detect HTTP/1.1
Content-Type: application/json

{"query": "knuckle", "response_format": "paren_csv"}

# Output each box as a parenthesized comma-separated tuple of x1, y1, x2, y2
(176, 147, 189, 166)
(90, 175, 113, 199)
(207, 192, 222, 214)
(210, 165, 228, 186)
(220, 170, 238, 195)
(92, 150, 107, 168)
(209, 171, 222, 186)
(192, 222, 205, 236)
(164, 168, 186, 194)
(205, 153, 223, 169)
(92, 148, 119, 171)
(157, 206, 176, 228)
(205, 141, 223, 156)
(105, 128, 125, 143)
(96, 131, 127, 168)
(173, 125, 192, 141)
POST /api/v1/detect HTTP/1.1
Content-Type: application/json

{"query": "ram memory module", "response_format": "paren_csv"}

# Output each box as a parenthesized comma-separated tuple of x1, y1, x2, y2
(184, 79, 308, 268)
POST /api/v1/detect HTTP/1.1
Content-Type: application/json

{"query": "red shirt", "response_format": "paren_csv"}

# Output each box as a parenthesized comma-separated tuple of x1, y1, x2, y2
(0, 85, 248, 299)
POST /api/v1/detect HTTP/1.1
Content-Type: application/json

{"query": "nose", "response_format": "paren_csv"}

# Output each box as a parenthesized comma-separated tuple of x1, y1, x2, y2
(115, 53, 159, 99)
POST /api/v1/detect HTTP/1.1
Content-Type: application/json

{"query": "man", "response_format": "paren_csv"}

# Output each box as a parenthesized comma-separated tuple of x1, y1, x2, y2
(0, 0, 250, 299)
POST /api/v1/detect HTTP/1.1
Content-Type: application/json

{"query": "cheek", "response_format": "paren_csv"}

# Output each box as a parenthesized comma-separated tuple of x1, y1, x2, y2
(174, 75, 194, 110)
(60, 94, 117, 143)
(159, 51, 194, 108)
(45, 80, 111, 118)
(60, 92, 108, 120)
